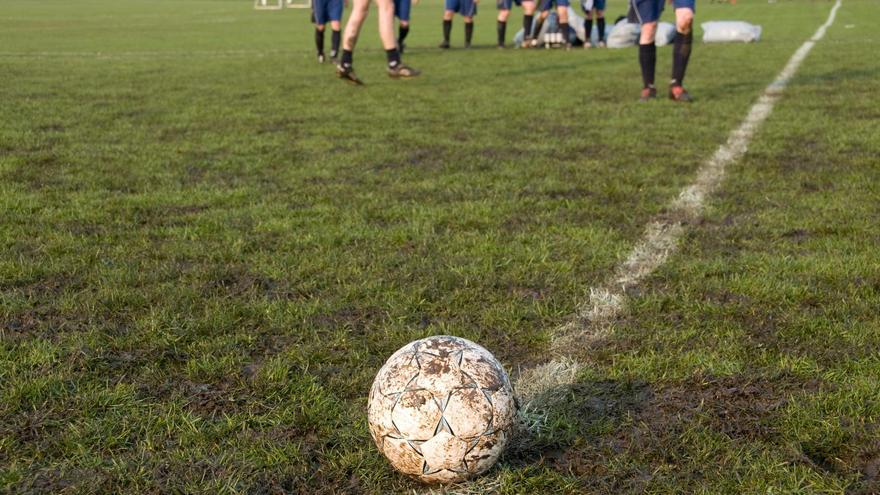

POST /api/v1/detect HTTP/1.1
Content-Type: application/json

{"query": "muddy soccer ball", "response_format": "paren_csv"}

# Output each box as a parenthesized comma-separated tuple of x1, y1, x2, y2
(368, 335, 517, 484)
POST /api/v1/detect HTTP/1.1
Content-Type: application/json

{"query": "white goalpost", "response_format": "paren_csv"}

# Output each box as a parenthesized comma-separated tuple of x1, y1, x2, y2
(253, 0, 311, 10)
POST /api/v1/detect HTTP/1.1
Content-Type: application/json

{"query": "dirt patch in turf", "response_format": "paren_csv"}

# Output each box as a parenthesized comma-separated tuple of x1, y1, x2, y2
(373, 145, 448, 171)
(15, 467, 108, 494)
(799, 426, 880, 493)
(8, 152, 66, 190)
(1, 276, 96, 341)
(201, 265, 308, 301)
(520, 374, 827, 490)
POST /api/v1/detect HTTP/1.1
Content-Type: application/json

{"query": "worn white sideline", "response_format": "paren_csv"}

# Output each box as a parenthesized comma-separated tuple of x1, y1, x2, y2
(516, 0, 843, 406)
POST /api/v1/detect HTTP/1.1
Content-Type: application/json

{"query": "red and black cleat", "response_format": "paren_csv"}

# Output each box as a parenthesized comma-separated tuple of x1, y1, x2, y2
(639, 86, 657, 102)
(669, 85, 694, 102)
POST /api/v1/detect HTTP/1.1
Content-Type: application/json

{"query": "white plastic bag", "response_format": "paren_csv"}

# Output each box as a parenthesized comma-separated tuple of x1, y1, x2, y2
(606, 22, 640, 48)
(701, 21, 762, 43)
(655, 21, 676, 47)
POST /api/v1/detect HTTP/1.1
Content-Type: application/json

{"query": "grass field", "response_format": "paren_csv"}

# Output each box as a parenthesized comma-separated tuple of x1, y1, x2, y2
(1, 0, 879, 493)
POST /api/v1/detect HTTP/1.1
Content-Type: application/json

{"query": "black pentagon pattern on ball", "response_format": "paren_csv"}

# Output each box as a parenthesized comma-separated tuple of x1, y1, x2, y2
(380, 337, 506, 478)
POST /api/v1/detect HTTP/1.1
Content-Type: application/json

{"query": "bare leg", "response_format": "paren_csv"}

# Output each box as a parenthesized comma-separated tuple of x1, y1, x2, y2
(342, 0, 370, 51)
(376, 0, 397, 50)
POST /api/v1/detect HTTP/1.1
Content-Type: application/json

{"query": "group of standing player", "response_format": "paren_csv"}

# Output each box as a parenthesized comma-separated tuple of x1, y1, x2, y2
(309, 0, 694, 101)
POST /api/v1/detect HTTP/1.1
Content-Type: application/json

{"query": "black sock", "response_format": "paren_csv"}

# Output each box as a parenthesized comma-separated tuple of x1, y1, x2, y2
(497, 20, 506, 46)
(443, 19, 452, 43)
(597, 17, 605, 41)
(398, 25, 409, 45)
(523, 14, 533, 37)
(532, 18, 544, 38)
(639, 42, 656, 88)
(465, 22, 474, 45)
(584, 18, 592, 42)
(386, 48, 401, 68)
(341, 49, 353, 67)
(560, 22, 569, 43)
(315, 28, 325, 55)
(331, 30, 340, 54)
(671, 30, 693, 86)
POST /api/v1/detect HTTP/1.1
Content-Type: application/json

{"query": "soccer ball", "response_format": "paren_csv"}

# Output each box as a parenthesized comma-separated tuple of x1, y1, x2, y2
(368, 335, 517, 484)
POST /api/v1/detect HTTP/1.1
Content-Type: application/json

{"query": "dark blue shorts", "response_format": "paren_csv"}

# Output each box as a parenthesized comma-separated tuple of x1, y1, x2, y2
(497, 0, 523, 10)
(394, 0, 411, 20)
(313, 0, 343, 25)
(630, 0, 694, 24)
(540, 0, 570, 11)
(580, 0, 605, 11)
(446, 0, 478, 15)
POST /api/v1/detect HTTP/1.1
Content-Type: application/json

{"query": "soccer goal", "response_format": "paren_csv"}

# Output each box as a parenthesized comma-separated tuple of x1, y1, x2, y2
(284, 0, 312, 8)
(254, 0, 311, 9)
(254, 0, 283, 10)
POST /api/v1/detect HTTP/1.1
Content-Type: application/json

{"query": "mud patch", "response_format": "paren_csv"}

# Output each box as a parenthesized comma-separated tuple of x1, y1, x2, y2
(513, 374, 827, 490)
(310, 306, 387, 337)
(201, 266, 305, 301)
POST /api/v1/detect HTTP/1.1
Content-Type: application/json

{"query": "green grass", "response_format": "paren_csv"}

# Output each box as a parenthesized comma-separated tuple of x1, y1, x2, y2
(1, 0, 878, 493)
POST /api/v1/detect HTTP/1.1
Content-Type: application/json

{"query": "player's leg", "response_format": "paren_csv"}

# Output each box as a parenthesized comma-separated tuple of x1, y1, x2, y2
(669, 1, 695, 101)
(521, 0, 536, 47)
(313, 0, 329, 62)
(315, 23, 326, 62)
(497, 0, 511, 48)
(329, 21, 342, 59)
(556, 0, 570, 49)
(377, 0, 421, 77)
(594, 0, 606, 47)
(582, 5, 594, 49)
(328, 0, 343, 60)
(462, 0, 476, 48)
(395, 0, 412, 53)
(632, 0, 662, 100)
(441, 0, 457, 48)
(337, 0, 369, 83)
(398, 20, 410, 51)
(532, 4, 550, 40)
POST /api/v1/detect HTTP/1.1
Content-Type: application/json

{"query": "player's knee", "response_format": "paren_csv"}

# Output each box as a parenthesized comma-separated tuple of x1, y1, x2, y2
(596, 10, 604, 18)
(640, 21, 657, 43)
(464, 16, 473, 22)
(584, 11, 593, 20)
(400, 20, 409, 27)
(676, 10, 693, 33)
(443, 10, 454, 19)
(316, 24, 326, 31)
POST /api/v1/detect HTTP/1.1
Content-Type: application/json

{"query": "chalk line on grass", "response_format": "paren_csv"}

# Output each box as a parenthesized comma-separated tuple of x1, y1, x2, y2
(516, 0, 843, 406)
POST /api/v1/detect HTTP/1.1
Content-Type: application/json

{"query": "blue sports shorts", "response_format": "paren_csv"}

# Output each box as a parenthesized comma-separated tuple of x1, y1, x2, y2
(629, 0, 695, 24)
(497, 0, 523, 10)
(313, 0, 343, 25)
(394, 0, 411, 20)
(540, 0, 570, 11)
(446, 0, 478, 15)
